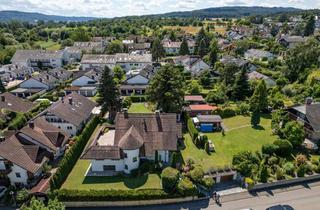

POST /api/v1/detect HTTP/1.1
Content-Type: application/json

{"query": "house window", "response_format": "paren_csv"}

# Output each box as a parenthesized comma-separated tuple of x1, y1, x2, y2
(15, 173, 21, 178)
(133, 157, 137, 162)
(67, 126, 73, 130)
(125, 165, 128, 170)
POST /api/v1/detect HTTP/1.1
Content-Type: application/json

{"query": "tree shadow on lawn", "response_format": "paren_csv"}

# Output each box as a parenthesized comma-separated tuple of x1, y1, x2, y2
(252, 125, 265, 130)
(82, 174, 149, 189)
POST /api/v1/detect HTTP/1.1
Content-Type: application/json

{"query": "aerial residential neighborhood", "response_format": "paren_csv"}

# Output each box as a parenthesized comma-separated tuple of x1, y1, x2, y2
(0, 1, 320, 210)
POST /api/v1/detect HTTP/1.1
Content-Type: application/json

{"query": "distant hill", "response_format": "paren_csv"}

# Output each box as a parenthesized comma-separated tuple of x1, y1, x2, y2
(0, 10, 96, 22)
(155, 6, 303, 18)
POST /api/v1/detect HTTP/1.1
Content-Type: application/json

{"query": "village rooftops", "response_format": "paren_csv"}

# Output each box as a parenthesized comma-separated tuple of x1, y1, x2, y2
(11, 50, 64, 63)
(0, 92, 35, 119)
(45, 93, 96, 127)
(188, 104, 217, 111)
(81, 53, 152, 64)
(220, 55, 249, 67)
(289, 103, 320, 132)
(18, 117, 70, 153)
(0, 135, 48, 174)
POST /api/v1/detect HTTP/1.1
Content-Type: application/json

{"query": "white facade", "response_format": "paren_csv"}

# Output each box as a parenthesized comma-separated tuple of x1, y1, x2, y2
(7, 164, 29, 185)
(91, 159, 124, 172)
(126, 75, 149, 85)
(19, 78, 49, 90)
(44, 115, 79, 136)
(123, 149, 140, 174)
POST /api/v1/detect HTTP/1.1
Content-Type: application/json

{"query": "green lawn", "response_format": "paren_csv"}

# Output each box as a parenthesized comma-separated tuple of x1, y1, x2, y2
(35, 40, 61, 50)
(181, 115, 278, 171)
(128, 103, 152, 113)
(62, 160, 162, 190)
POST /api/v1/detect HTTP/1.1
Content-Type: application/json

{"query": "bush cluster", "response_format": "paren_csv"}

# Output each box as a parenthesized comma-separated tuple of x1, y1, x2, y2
(187, 118, 198, 140)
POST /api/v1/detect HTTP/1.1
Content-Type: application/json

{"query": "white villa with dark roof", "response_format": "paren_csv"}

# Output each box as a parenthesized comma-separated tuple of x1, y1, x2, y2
(81, 111, 182, 175)
(41, 93, 96, 136)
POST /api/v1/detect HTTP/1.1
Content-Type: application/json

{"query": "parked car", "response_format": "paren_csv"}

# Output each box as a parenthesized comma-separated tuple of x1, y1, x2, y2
(266, 205, 294, 210)
(0, 186, 7, 198)
(208, 140, 215, 151)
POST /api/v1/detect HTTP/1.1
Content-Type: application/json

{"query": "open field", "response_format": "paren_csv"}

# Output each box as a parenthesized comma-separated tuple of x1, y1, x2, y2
(62, 160, 162, 190)
(181, 115, 278, 171)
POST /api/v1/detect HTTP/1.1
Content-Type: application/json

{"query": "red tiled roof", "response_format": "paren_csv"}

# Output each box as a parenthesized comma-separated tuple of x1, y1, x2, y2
(189, 104, 217, 111)
(184, 95, 205, 102)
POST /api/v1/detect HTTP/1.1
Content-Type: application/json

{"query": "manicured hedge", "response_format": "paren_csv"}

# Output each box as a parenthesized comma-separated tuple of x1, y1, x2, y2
(187, 118, 198, 140)
(54, 189, 180, 201)
(50, 116, 100, 190)
(130, 95, 147, 103)
(8, 112, 27, 130)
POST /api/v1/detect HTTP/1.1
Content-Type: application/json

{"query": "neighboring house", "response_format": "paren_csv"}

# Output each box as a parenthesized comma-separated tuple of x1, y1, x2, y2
(248, 71, 276, 87)
(174, 55, 210, 75)
(244, 49, 274, 61)
(19, 72, 58, 91)
(220, 55, 255, 71)
(81, 111, 182, 175)
(11, 50, 65, 69)
(185, 104, 217, 117)
(17, 117, 70, 159)
(192, 115, 222, 132)
(73, 42, 105, 53)
(278, 35, 307, 49)
(0, 92, 35, 120)
(184, 95, 206, 105)
(41, 93, 96, 136)
(71, 69, 101, 87)
(65, 86, 97, 97)
(48, 68, 73, 82)
(0, 64, 34, 82)
(162, 40, 195, 55)
(120, 65, 154, 95)
(126, 43, 151, 53)
(287, 100, 320, 141)
(81, 53, 152, 72)
(0, 135, 48, 187)
(63, 47, 82, 63)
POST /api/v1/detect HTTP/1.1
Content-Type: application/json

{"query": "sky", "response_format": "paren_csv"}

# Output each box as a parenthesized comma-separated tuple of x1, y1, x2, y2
(0, 0, 319, 18)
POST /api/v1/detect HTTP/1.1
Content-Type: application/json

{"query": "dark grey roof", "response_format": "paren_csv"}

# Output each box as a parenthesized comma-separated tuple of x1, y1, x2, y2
(197, 115, 222, 123)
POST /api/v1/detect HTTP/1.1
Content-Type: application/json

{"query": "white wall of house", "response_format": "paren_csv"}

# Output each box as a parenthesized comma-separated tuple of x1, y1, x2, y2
(49, 122, 78, 136)
(91, 159, 124, 172)
(19, 78, 49, 90)
(158, 150, 170, 163)
(7, 164, 29, 185)
(165, 47, 179, 55)
(72, 76, 96, 87)
(123, 149, 140, 174)
(126, 75, 149, 85)
(81, 63, 115, 71)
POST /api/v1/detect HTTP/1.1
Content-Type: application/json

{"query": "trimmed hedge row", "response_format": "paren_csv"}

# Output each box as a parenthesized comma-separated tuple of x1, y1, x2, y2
(130, 95, 147, 103)
(187, 118, 198, 140)
(50, 116, 100, 190)
(54, 189, 180, 201)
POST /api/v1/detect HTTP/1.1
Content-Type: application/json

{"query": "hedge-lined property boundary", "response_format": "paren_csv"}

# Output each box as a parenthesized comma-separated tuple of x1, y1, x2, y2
(54, 189, 181, 202)
(50, 116, 100, 190)
(187, 117, 198, 140)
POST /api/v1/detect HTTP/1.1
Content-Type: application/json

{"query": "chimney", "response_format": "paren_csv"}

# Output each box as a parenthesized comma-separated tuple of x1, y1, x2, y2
(1, 96, 5, 102)
(155, 110, 160, 117)
(68, 97, 73, 105)
(306, 97, 313, 105)
(46, 75, 49, 80)
(39, 78, 43, 83)
(55, 72, 58, 77)
(123, 108, 128, 118)
(29, 121, 34, 129)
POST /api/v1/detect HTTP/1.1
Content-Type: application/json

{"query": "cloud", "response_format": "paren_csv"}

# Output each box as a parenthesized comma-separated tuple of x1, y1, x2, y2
(0, 0, 317, 17)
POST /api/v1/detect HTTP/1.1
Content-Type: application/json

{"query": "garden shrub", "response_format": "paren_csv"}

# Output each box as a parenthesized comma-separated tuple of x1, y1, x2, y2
(297, 164, 307, 177)
(8, 112, 27, 130)
(267, 156, 278, 165)
(262, 143, 279, 155)
(238, 102, 250, 115)
(50, 116, 100, 190)
(214, 107, 236, 118)
(177, 177, 197, 196)
(55, 189, 180, 201)
(161, 167, 179, 191)
(187, 118, 198, 140)
(204, 141, 210, 154)
(195, 135, 208, 148)
(16, 188, 29, 204)
(188, 166, 204, 183)
(201, 177, 215, 189)
(295, 154, 307, 166)
(259, 165, 269, 183)
(122, 97, 132, 109)
(283, 162, 295, 176)
(273, 140, 293, 157)
(130, 95, 146, 103)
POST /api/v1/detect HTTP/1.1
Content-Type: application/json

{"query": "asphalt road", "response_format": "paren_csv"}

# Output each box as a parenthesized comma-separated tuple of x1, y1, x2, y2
(67, 185, 320, 210)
